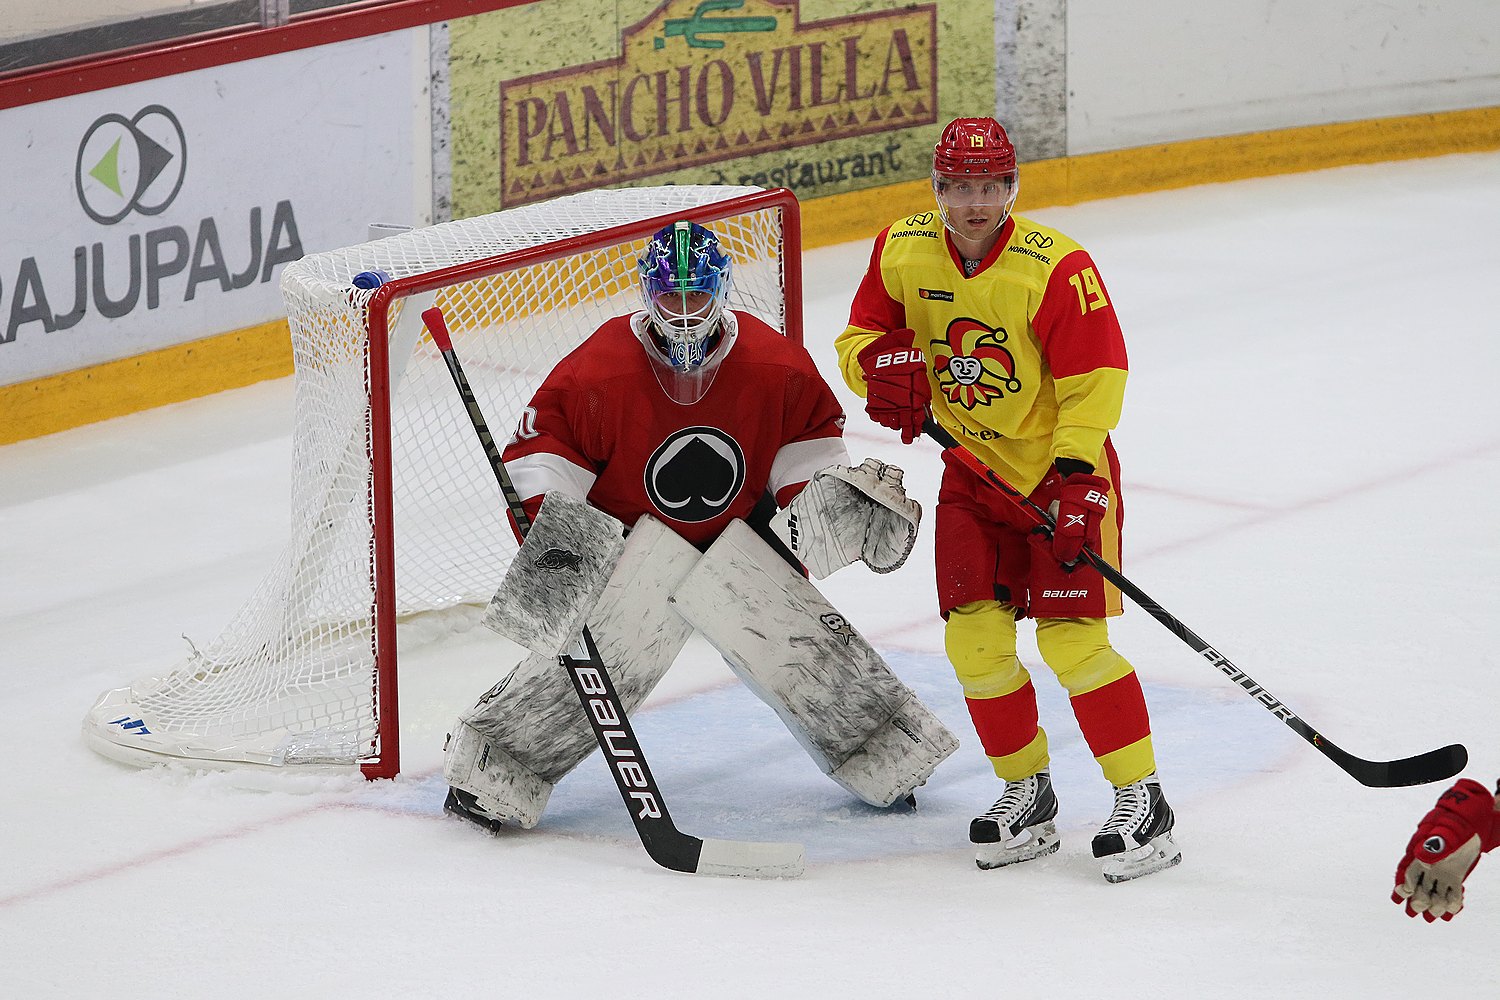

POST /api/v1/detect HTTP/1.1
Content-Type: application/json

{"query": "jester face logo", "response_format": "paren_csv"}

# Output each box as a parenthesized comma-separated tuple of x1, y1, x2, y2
(932, 318, 1023, 408)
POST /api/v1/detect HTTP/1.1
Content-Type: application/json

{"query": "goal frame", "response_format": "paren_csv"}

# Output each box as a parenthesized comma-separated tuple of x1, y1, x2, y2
(358, 187, 803, 778)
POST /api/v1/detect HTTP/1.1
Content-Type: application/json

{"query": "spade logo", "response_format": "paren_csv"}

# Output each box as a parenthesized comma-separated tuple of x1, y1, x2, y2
(643, 426, 746, 523)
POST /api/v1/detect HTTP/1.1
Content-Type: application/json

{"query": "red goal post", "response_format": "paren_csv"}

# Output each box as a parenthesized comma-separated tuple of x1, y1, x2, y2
(83, 185, 802, 780)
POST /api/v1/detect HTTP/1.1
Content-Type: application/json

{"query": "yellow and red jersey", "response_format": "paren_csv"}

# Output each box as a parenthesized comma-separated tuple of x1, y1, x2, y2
(836, 211, 1128, 494)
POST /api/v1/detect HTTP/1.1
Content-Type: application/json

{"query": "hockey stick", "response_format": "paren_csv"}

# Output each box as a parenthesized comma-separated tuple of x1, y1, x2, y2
(421, 307, 804, 877)
(922, 419, 1467, 788)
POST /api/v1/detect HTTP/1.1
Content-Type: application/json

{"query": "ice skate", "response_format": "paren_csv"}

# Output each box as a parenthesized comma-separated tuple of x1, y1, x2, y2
(1091, 772, 1181, 883)
(443, 786, 509, 834)
(970, 771, 1061, 870)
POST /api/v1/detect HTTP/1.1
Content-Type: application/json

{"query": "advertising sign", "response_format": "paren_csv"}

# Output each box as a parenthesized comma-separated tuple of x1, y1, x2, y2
(449, 0, 993, 219)
(0, 31, 424, 387)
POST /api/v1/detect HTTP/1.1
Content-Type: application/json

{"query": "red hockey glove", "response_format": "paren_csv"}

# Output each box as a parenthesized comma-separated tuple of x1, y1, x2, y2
(1392, 778, 1500, 922)
(1046, 472, 1111, 568)
(856, 329, 931, 445)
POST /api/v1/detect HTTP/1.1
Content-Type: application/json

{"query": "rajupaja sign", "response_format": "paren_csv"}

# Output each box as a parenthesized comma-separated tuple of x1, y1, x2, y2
(2, 104, 302, 351)
(0, 34, 420, 387)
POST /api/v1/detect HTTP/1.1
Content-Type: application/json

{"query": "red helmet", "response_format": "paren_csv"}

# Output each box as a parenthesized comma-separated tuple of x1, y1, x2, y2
(933, 117, 1017, 177)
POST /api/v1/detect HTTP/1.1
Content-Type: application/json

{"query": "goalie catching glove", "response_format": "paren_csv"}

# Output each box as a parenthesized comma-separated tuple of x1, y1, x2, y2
(770, 459, 920, 579)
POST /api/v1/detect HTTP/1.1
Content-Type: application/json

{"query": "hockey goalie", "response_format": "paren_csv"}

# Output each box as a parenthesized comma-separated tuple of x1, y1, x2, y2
(442, 220, 958, 830)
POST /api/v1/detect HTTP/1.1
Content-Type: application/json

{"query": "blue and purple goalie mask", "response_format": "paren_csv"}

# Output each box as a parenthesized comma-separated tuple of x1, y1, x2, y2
(639, 221, 732, 371)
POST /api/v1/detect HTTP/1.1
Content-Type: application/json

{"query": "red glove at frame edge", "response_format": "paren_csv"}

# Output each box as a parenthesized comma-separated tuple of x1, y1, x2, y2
(1392, 778, 1500, 922)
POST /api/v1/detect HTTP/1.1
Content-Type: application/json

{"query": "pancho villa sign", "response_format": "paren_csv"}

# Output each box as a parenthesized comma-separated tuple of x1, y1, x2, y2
(498, 0, 937, 206)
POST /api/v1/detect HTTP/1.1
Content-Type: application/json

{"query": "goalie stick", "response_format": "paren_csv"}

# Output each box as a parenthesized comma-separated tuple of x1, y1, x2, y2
(923, 419, 1467, 789)
(422, 306, 805, 877)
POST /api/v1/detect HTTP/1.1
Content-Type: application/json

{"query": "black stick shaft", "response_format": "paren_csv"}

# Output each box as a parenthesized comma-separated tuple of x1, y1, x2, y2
(422, 307, 703, 870)
(922, 418, 1465, 788)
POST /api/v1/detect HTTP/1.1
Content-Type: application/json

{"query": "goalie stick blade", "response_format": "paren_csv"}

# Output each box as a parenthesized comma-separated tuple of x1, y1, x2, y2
(1321, 739, 1469, 788)
(639, 826, 805, 878)
(693, 837, 806, 879)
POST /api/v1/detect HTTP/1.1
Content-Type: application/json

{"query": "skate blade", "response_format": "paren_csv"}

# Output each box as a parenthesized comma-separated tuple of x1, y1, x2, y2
(975, 822, 1061, 870)
(443, 788, 519, 835)
(1100, 832, 1181, 883)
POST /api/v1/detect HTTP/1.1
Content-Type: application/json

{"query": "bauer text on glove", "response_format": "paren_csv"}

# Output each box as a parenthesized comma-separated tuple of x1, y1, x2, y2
(1045, 472, 1111, 567)
(856, 329, 931, 445)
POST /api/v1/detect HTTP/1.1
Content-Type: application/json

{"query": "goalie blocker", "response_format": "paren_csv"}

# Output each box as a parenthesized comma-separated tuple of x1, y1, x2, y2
(449, 492, 956, 827)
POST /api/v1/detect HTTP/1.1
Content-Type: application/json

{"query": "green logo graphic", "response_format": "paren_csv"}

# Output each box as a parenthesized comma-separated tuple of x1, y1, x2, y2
(75, 105, 187, 225)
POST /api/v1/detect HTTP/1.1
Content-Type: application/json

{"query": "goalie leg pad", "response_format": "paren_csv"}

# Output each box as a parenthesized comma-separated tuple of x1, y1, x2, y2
(448, 516, 699, 819)
(670, 519, 958, 806)
(482, 491, 627, 656)
(444, 715, 553, 829)
(826, 694, 961, 807)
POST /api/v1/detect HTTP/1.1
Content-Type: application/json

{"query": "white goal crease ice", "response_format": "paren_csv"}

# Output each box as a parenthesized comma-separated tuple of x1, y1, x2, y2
(83, 184, 802, 778)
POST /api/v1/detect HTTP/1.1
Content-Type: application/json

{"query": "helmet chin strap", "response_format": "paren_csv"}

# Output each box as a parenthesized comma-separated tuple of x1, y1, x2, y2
(936, 203, 1010, 259)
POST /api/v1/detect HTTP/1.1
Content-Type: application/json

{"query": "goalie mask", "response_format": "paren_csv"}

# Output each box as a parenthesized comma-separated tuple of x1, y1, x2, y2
(932, 117, 1019, 243)
(636, 220, 737, 404)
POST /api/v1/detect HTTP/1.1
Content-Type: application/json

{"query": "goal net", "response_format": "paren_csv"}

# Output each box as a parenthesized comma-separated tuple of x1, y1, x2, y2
(83, 185, 801, 778)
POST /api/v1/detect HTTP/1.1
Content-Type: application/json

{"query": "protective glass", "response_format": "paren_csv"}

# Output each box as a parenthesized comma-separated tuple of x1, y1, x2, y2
(631, 310, 738, 405)
(932, 171, 1019, 239)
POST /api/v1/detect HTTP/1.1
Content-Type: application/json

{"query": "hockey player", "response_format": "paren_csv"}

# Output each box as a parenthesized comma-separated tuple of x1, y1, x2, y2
(443, 220, 958, 831)
(833, 117, 1180, 882)
(1393, 777, 1500, 921)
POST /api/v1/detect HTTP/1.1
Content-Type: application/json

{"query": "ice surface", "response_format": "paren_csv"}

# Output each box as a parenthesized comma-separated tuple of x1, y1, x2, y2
(2, 152, 1497, 998)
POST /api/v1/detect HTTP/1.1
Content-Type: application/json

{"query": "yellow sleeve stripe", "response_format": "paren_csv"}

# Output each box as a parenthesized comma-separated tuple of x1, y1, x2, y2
(1053, 367, 1127, 463)
(834, 326, 882, 398)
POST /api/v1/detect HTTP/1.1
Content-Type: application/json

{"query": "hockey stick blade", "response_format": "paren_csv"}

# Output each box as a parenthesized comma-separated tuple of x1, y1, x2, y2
(696, 838, 808, 878)
(424, 307, 805, 877)
(1314, 737, 1467, 789)
(921, 419, 1469, 789)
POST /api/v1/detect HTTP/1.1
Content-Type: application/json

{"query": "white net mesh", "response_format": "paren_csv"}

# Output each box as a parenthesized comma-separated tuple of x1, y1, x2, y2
(84, 185, 793, 773)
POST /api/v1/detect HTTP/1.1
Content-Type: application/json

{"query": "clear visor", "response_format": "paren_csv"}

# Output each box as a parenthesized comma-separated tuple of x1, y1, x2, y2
(932, 171, 1019, 238)
(632, 310, 738, 405)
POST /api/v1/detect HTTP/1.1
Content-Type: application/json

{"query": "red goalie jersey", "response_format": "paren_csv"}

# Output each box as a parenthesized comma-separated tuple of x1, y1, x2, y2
(500, 310, 850, 547)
